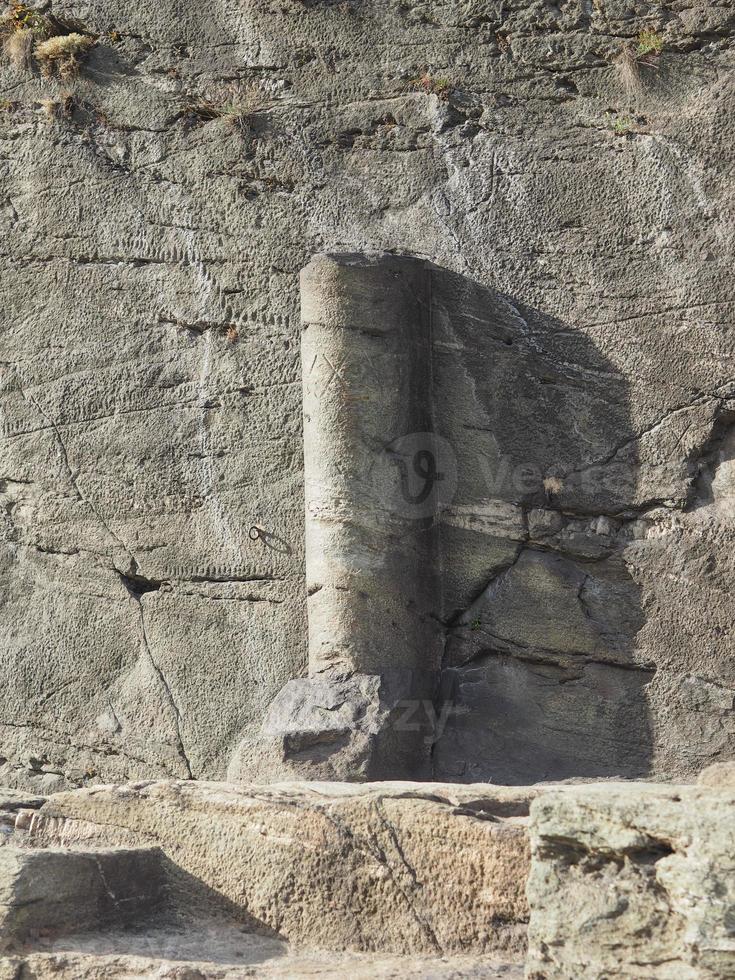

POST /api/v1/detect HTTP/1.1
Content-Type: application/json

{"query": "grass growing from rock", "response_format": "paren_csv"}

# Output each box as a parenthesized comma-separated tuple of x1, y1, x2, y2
(411, 72, 454, 100)
(612, 114, 635, 136)
(636, 29, 664, 57)
(615, 29, 664, 94)
(183, 84, 270, 134)
(1, 4, 96, 77)
(34, 33, 94, 78)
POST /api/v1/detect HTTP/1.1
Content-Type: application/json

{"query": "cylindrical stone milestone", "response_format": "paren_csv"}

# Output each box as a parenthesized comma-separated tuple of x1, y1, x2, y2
(300, 252, 443, 689)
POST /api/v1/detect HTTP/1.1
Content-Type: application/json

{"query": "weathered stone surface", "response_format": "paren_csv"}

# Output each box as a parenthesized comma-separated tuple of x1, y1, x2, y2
(250, 672, 434, 782)
(436, 655, 653, 784)
(0, 948, 523, 980)
(29, 780, 534, 956)
(3, 779, 734, 977)
(0, 0, 734, 787)
(282, 253, 441, 778)
(0, 791, 45, 813)
(0, 844, 163, 951)
(698, 761, 735, 789)
(526, 784, 735, 979)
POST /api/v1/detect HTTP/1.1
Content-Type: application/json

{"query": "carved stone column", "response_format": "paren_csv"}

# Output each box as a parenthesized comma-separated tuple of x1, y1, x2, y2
(261, 253, 444, 780)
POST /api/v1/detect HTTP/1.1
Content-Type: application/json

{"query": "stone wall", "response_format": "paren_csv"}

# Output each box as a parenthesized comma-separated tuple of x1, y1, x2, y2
(0, 0, 733, 789)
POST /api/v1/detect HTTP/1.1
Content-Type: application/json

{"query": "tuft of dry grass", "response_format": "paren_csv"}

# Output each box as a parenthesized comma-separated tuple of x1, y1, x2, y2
(3, 24, 33, 69)
(183, 83, 271, 134)
(543, 476, 564, 497)
(1, 5, 97, 77)
(34, 32, 95, 78)
(615, 29, 663, 94)
(38, 95, 63, 121)
(615, 43, 642, 95)
(38, 92, 75, 122)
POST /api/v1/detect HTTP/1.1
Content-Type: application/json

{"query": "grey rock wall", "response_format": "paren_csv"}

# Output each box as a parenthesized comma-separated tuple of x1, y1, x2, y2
(0, 0, 733, 788)
(244, 254, 654, 783)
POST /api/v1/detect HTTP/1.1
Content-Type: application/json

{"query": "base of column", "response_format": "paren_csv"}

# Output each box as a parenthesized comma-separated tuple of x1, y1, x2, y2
(247, 671, 436, 782)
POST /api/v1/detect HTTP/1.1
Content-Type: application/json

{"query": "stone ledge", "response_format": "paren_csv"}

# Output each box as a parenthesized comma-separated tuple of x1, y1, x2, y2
(0, 844, 163, 952)
(4, 777, 734, 977)
(526, 782, 735, 979)
(22, 780, 537, 957)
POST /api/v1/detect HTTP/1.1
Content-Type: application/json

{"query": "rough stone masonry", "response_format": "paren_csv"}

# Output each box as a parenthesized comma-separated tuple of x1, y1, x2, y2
(0, 0, 734, 790)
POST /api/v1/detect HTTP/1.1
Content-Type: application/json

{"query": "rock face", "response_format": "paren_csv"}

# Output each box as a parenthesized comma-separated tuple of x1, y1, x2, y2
(0, 779, 531, 976)
(526, 783, 735, 979)
(0, 1, 735, 788)
(698, 760, 735, 789)
(2, 779, 735, 977)
(0, 845, 163, 950)
(0, 781, 525, 979)
(248, 251, 657, 783)
(27, 780, 533, 957)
